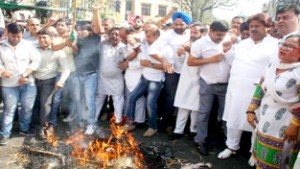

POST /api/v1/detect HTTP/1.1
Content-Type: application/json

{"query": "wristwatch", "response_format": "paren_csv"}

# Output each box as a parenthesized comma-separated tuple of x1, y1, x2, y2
(22, 73, 29, 78)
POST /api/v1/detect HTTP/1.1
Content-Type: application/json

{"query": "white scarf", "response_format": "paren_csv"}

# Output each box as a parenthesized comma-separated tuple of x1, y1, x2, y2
(264, 59, 300, 104)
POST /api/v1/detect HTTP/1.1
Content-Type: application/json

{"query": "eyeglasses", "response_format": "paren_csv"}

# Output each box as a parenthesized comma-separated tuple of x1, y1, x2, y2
(278, 42, 299, 51)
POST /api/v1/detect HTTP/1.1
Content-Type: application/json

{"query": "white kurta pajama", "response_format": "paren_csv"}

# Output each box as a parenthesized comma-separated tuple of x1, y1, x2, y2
(122, 45, 146, 123)
(173, 52, 201, 134)
(222, 35, 279, 150)
(96, 41, 126, 123)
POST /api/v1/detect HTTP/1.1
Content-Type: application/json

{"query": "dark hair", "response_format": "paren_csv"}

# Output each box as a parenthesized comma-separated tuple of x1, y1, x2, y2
(126, 26, 135, 34)
(37, 29, 53, 37)
(108, 27, 120, 35)
(285, 34, 300, 45)
(7, 23, 24, 34)
(56, 18, 71, 25)
(240, 22, 249, 32)
(134, 16, 144, 23)
(80, 24, 93, 32)
(276, 4, 300, 16)
(200, 27, 208, 33)
(247, 13, 272, 28)
(210, 21, 229, 32)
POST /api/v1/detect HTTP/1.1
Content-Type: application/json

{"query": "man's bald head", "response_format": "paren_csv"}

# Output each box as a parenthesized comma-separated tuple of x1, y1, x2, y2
(144, 24, 160, 44)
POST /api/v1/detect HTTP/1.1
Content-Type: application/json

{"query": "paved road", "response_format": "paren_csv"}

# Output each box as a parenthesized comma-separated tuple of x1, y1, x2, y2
(0, 116, 255, 169)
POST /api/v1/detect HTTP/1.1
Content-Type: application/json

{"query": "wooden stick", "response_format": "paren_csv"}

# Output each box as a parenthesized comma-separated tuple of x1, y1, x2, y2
(24, 146, 63, 157)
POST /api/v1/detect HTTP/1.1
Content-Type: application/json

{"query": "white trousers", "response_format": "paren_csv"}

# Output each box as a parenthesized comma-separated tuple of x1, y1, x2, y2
(226, 127, 256, 151)
(173, 108, 198, 134)
(95, 94, 124, 123)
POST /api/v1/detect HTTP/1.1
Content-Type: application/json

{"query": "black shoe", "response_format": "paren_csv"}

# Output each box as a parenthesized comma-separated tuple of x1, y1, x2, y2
(187, 132, 196, 140)
(195, 142, 208, 155)
(168, 133, 183, 140)
(19, 129, 36, 137)
(0, 136, 9, 146)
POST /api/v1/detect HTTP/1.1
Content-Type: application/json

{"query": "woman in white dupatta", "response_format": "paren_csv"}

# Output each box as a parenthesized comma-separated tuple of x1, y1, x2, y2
(247, 34, 300, 169)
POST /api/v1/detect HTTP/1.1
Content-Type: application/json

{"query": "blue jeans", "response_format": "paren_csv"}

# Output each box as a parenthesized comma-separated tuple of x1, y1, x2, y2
(78, 71, 97, 125)
(49, 72, 81, 126)
(194, 78, 227, 143)
(126, 76, 163, 129)
(0, 83, 37, 137)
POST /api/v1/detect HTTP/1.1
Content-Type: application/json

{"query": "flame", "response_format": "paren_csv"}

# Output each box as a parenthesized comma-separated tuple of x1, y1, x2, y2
(62, 117, 146, 168)
(45, 121, 59, 147)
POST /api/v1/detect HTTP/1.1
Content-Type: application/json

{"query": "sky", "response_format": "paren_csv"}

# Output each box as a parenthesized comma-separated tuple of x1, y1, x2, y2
(213, 0, 271, 20)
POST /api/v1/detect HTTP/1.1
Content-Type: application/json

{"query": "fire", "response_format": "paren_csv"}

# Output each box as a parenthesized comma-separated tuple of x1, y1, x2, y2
(45, 122, 59, 147)
(62, 117, 145, 168)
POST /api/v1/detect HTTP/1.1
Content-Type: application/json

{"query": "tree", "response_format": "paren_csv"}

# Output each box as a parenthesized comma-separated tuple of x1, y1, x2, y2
(176, 0, 238, 22)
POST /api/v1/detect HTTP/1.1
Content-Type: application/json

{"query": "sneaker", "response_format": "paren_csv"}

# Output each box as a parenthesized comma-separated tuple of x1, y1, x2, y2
(85, 125, 95, 135)
(143, 128, 157, 137)
(19, 129, 36, 137)
(123, 124, 136, 132)
(39, 129, 46, 139)
(0, 136, 9, 146)
(217, 148, 236, 159)
(63, 114, 76, 122)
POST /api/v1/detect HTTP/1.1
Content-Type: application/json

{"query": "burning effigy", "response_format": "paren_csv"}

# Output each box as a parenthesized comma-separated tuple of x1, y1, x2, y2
(18, 118, 176, 169)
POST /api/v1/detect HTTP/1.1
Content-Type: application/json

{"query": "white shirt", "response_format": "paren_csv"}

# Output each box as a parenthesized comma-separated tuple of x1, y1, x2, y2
(34, 46, 70, 84)
(140, 40, 173, 82)
(148, 29, 190, 74)
(190, 34, 234, 84)
(122, 45, 143, 92)
(0, 39, 41, 87)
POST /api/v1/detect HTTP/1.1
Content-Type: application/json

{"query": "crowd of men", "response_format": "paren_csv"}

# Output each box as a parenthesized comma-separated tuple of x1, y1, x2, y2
(0, 3, 299, 167)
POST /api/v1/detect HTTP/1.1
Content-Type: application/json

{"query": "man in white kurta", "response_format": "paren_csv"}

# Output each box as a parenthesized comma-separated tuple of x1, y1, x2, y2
(170, 24, 203, 140)
(218, 13, 280, 159)
(95, 28, 125, 127)
(118, 36, 146, 124)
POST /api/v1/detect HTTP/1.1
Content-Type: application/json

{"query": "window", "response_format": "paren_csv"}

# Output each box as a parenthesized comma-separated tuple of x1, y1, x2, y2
(158, 5, 166, 17)
(141, 3, 151, 16)
(126, 0, 131, 11)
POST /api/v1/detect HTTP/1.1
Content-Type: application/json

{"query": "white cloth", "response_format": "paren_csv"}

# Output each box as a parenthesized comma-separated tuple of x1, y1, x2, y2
(0, 9, 4, 29)
(95, 94, 124, 123)
(223, 36, 279, 132)
(148, 29, 190, 74)
(173, 108, 198, 134)
(174, 54, 200, 111)
(0, 39, 41, 87)
(122, 45, 143, 92)
(97, 41, 125, 96)
(190, 34, 234, 84)
(140, 40, 172, 82)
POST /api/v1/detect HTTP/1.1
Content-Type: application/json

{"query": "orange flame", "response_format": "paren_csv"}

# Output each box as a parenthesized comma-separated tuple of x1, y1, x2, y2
(62, 116, 146, 168)
(45, 121, 59, 147)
